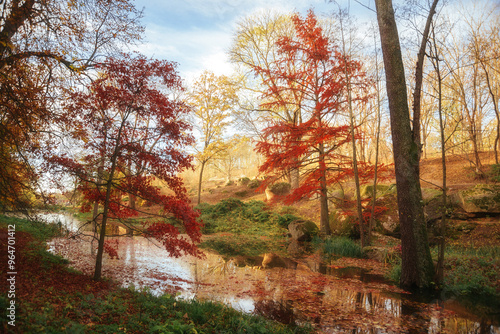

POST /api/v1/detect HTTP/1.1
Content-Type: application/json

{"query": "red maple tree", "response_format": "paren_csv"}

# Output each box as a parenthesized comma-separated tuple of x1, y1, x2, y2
(254, 11, 375, 235)
(49, 53, 202, 280)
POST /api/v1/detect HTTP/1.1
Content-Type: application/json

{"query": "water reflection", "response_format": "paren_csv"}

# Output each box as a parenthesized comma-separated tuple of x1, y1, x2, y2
(44, 212, 500, 333)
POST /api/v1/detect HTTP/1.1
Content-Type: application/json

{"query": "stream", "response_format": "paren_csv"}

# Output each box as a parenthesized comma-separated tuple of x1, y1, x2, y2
(42, 212, 500, 333)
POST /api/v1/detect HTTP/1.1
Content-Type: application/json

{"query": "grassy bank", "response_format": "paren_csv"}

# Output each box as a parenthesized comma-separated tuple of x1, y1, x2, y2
(0, 215, 311, 334)
(197, 199, 299, 257)
(383, 241, 500, 313)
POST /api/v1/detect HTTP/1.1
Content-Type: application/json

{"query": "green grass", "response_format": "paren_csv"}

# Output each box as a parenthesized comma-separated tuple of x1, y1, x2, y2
(201, 234, 284, 257)
(0, 215, 313, 334)
(196, 199, 301, 257)
(431, 245, 500, 307)
(197, 198, 300, 234)
(195, 199, 306, 257)
(385, 244, 500, 311)
(1, 214, 63, 241)
(314, 236, 365, 259)
(19, 289, 312, 333)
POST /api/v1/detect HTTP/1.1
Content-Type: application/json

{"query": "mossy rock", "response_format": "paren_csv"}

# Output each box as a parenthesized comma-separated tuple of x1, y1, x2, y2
(358, 184, 396, 199)
(456, 184, 500, 213)
(288, 220, 319, 241)
(268, 182, 291, 195)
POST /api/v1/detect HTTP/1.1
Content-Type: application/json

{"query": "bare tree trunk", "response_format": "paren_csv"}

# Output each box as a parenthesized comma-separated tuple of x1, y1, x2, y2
(197, 160, 206, 205)
(412, 0, 440, 162)
(318, 142, 331, 236)
(94, 121, 127, 281)
(429, 30, 446, 284)
(368, 31, 383, 246)
(481, 63, 500, 164)
(375, 0, 435, 289)
(129, 194, 136, 210)
(290, 167, 300, 190)
(339, 13, 365, 246)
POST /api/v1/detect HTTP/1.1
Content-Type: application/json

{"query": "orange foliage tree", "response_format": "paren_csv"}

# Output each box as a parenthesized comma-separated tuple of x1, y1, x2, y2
(0, 0, 143, 211)
(254, 11, 373, 235)
(48, 54, 202, 280)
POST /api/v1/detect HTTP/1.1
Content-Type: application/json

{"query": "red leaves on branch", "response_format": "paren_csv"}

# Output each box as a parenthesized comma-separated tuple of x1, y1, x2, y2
(253, 11, 374, 201)
(48, 53, 202, 278)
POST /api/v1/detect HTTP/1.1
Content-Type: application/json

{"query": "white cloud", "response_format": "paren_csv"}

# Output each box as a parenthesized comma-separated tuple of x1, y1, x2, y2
(133, 0, 355, 82)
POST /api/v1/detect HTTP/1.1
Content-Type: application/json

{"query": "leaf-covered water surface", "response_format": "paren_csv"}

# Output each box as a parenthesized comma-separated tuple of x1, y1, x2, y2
(48, 233, 500, 333)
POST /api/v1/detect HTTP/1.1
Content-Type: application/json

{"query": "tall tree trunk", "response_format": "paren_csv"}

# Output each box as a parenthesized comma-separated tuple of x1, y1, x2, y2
(375, 0, 435, 289)
(290, 167, 300, 190)
(430, 31, 446, 284)
(368, 31, 383, 246)
(480, 63, 500, 164)
(197, 160, 206, 205)
(94, 121, 127, 281)
(318, 142, 332, 236)
(339, 13, 365, 246)
(94, 177, 113, 281)
(412, 0, 439, 162)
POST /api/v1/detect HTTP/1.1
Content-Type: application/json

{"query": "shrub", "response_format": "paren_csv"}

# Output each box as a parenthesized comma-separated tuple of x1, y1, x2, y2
(279, 206, 297, 215)
(388, 263, 401, 283)
(247, 179, 261, 189)
(274, 213, 300, 228)
(328, 210, 357, 238)
(238, 177, 250, 185)
(488, 164, 500, 182)
(235, 190, 248, 197)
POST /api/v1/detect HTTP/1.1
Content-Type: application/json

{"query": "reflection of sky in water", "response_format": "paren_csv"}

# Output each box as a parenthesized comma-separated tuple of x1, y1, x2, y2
(44, 212, 500, 333)
(36, 212, 87, 232)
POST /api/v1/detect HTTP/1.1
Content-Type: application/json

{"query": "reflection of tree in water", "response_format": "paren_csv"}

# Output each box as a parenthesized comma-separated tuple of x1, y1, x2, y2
(254, 299, 296, 325)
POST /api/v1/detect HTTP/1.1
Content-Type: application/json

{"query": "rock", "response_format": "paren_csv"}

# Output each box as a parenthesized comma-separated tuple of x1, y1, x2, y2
(231, 255, 263, 267)
(421, 188, 443, 204)
(363, 246, 386, 262)
(424, 193, 447, 222)
(381, 215, 399, 236)
(287, 239, 305, 257)
(328, 187, 345, 208)
(358, 184, 396, 199)
(288, 220, 319, 241)
(261, 253, 297, 269)
(455, 184, 500, 213)
(265, 187, 275, 201)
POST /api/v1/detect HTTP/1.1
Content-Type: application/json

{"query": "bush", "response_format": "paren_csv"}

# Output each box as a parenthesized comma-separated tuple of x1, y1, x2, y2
(328, 210, 357, 238)
(388, 263, 401, 283)
(488, 164, 500, 182)
(235, 190, 248, 197)
(269, 182, 291, 195)
(274, 213, 300, 228)
(238, 177, 250, 185)
(247, 179, 261, 189)
(279, 206, 297, 215)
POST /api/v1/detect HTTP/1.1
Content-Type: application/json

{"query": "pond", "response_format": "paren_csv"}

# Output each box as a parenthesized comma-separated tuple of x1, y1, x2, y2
(44, 212, 499, 333)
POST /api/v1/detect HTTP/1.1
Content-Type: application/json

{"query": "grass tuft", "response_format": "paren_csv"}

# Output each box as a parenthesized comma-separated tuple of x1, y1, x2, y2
(314, 236, 364, 259)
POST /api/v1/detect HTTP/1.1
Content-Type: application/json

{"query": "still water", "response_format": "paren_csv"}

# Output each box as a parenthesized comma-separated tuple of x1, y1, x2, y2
(44, 213, 499, 333)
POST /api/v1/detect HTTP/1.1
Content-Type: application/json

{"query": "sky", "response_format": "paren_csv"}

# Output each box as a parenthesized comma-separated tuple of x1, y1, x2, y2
(132, 0, 375, 83)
